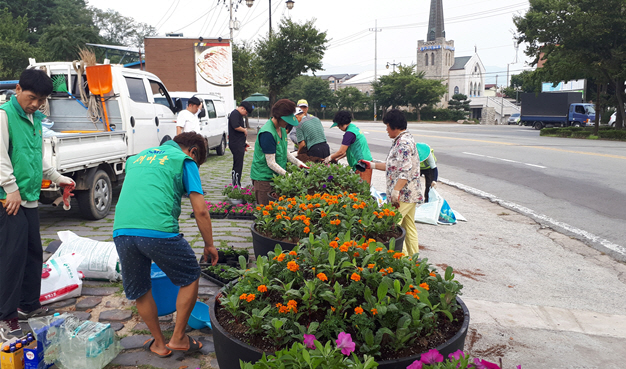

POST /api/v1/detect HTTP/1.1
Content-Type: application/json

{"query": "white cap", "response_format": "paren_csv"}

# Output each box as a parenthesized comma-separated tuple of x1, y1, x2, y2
(295, 107, 304, 115)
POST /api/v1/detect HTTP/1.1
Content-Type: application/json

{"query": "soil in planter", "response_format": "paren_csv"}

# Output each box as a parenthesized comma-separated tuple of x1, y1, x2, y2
(215, 298, 464, 361)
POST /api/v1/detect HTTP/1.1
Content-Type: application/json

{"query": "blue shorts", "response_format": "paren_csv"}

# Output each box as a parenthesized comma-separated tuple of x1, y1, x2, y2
(114, 235, 201, 300)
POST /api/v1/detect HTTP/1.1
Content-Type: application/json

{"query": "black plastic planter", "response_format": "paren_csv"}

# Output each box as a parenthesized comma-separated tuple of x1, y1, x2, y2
(228, 213, 256, 221)
(211, 293, 469, 369)
(250, 224, 406, 258)
(209, 212, 229, 219)
(200, 271, 238, 287)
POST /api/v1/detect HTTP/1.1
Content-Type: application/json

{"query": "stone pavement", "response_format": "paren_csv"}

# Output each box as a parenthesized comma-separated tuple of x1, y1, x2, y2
(37, 148, 256, 369)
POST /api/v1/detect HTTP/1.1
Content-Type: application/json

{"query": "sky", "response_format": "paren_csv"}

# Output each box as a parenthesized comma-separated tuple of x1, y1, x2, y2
(89, 0, 534, 85)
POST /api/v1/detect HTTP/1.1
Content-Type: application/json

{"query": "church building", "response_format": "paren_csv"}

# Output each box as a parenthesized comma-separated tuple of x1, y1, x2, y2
(416, 0, 486, 111)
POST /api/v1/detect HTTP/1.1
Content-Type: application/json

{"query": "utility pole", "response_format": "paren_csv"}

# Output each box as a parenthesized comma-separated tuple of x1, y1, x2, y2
(229, 0, 234, 41)
(369, 20, 382, 121)
(269, 0, 272, 36)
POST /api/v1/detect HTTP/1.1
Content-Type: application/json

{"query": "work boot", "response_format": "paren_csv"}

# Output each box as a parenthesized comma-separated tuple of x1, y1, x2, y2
(0, 318, 22, 340)
(17, 306, 56, 321)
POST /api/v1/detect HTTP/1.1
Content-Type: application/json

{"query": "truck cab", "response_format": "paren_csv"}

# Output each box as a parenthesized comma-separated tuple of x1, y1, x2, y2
(569, 104, 596, 127)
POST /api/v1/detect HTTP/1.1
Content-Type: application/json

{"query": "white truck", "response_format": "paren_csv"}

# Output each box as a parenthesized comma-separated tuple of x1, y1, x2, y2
(32, 61, 182, 219)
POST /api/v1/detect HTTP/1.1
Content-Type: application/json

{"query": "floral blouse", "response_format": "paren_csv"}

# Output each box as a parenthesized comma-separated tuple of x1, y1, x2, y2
(385, 131, 423, 204)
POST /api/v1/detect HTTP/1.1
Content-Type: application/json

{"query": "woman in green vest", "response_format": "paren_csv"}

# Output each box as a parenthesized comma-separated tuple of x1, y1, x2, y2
(324, 110, 373, 184)
(250, 99, 309, 205)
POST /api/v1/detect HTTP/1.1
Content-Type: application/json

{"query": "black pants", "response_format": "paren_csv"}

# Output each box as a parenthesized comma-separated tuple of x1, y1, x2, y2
(307, 142, 330, 159)
(0, 206, 43, 320)
(229, 143, 246, 187)
(421, 168, 435, 202)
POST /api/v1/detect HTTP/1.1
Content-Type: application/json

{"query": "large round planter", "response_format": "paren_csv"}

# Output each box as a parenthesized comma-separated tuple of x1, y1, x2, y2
(250, 224, 406, 258)
(210, 293, 469, 369)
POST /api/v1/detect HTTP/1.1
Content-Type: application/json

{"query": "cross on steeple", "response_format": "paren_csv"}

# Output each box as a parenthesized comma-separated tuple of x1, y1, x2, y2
(427, 0, 445, 41)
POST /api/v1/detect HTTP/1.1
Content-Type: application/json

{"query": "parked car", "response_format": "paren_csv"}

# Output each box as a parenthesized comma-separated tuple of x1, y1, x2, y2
(156, 92, 228, 156)
(608, 111, 625, 127)
(507, 113, 521, 125)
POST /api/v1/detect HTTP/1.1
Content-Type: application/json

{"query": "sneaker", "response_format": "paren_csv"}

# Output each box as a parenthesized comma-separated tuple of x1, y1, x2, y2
(0, 318, 22, 340)
(17, 306, 56, 321)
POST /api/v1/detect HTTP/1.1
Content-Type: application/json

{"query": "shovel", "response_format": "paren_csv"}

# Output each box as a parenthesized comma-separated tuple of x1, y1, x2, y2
(85, 64, 113, 131)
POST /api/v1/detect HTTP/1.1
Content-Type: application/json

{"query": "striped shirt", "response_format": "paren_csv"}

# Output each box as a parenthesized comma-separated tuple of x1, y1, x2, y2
(296, 116, 327, 149)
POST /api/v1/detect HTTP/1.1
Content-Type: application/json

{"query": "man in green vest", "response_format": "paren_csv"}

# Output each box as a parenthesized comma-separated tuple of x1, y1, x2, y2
(250, 99, 308, 205)
(113, 132, 218, 358)
(416, 142, 438, 202)
(324, 110, 373, 184)
(1, 69, 76, 340)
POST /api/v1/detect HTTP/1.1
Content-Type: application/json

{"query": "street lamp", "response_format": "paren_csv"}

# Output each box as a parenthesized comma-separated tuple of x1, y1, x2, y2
(386, 60, 401, 72)
(245, 0, 295, 36)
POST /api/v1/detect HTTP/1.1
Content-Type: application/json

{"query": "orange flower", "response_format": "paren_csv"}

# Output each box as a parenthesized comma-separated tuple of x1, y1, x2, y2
(342, 205, 347, 208)
(276, 214, 282, 220)
(256, 206, 262, 211)
(273, 253, 286, 262)
(287, 300, 297, 307)
(386, 267, 393, 273)
(367, 264, 375, 269)
(304, 219, 310, 226)
(393, 252, 405, 259)
(263, 211, 269, 216)
(357, 267, 363, 271)
(289, 250, 297, 256)
(317, 272, 328, 281)
(246, 294, 256, 302)
(257, 285, 268, 293)
(350, 273, 361, 282)
(340, 244, 349, 252)
(387, 250, 395, 254)
(358, 219, 362, 223)
(354, 306, 364, 315)
(321, 211, 327, 217)
(288, 204, 293, 209)
(239, 293, 248, 300)
(329, 241, 339, 248)
(371, 308, 378, 315)
(304, 227, 310, 234)
(354, 252, 360, 257)
(375, 247, 383, 252)
(373, 211, 379, 216)
(284, 216, 291, 220)
(331, 306, 336, 312)
(429, 272, 436, 277)
(419, 283, 430, 291)
(287, 260, 300, 272)
(390, 211, 396, 216)
(352, 204, 359, 209)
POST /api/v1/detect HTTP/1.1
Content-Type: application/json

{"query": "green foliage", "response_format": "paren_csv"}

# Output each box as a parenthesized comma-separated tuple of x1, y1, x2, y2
(222, 234, 463, 361)
(222, 184, 254, 202)
(203, 264, 242, 280)
(447, 93, 471, 121)
(540, 126, 626, 140)
(272, 163, 371, 198)
(38, 22, 101, 61)
(373, 65, 446, 120)
(233, 41, 262, 104)
(279, 75, 335, 117)
(256, 18, 328, 104)
(503, 70, 541, 100)
(0, 9, 32, 79)
(91, 8, 157, 48)
(335, 87, 369, 119)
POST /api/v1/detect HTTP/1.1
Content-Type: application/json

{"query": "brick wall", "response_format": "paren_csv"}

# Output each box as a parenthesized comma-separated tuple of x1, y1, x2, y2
(144, 38, 198, 92)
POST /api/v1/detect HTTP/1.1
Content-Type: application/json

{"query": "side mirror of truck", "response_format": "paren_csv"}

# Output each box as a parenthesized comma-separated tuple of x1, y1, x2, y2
(174, 98, 183, 113)
(198, 108, 206, 118)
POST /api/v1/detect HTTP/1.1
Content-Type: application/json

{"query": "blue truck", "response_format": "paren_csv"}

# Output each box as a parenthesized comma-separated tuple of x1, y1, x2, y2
(520, 92, 596, 130)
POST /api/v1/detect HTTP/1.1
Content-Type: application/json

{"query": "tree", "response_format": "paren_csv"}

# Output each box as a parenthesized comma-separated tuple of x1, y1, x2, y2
(335, 87, 367, 119)
(232, 41, 262, 104)
(503, 70, 541, 100)
(38, 22, 101, 61)
(515, 0, 626, 130)
(447, 93, 471, 120)
(91, 8, 156, 48)
(280, 75, 335, 117)
(256, 18, 328, 105)
(0, 9, 33, 79)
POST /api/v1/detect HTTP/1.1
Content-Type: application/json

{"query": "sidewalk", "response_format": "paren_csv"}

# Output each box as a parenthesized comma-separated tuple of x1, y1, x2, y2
(33, 149, 626, 368)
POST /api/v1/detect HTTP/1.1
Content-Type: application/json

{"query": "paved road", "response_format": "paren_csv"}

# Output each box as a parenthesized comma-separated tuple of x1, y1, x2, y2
(324, 121, 626, 262)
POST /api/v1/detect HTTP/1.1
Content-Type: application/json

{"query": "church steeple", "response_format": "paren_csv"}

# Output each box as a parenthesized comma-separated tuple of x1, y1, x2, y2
(427, 0, 445, 41)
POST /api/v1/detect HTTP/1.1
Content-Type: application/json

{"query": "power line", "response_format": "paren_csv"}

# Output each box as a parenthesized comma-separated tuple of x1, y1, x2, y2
(154, 0, 178, 30)
(171, 3, 220, 33)
(245, 0, 282, 41)
(156, 0, 181, 32)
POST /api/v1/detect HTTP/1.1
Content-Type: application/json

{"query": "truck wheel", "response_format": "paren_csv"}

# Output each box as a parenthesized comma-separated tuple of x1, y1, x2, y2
(573, 122, 581, 127)
(216, 136, 226, 156)
(76, 170, 112, 220)
(534, 122, 543, 130)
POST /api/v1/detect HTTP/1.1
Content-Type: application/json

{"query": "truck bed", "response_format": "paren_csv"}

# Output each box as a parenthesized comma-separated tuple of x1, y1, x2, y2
(44, 131, 127, 173)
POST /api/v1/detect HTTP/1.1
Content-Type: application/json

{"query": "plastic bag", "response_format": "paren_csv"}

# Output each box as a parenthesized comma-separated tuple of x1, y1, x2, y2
(414, 188, 443, 225)
(438, 197, 457, 224)
(54, 231, 121, 281)
(40, 254, 84, 305)
(370, 186, 387, 207)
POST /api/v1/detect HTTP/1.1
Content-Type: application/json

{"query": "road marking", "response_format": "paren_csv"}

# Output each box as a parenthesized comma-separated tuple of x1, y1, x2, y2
(440, 177, 626, 260)
(462, 152, 548, 169)
(360, 129, 626, 160)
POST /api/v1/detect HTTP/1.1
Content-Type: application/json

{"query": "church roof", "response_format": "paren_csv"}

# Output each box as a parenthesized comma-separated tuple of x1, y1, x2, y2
(450, 56, 472, 70)
(316, 74, 356, 81)
(427, 0, 445, 41)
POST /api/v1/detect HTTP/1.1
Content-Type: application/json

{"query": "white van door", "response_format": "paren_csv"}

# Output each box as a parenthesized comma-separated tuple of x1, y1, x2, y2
(148, 79, 177, 142)
(123, 75, 157, 154)
(202, 99, 220, 147)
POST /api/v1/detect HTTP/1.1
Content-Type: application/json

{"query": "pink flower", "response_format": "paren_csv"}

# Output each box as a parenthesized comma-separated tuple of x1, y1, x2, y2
(407, 361, 423, 369)
(448, 350, 465, 361)
(473, 358, 501, 369)
(420, 349, 443, 365)
(335, 332, 355, 356)
(303, 334, 316, 349)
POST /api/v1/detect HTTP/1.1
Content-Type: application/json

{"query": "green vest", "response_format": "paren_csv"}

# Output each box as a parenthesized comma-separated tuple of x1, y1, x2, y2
(420, 149, 436, 170)
(113, 141, 191, 233)
(345, 124, 372, 169)
(0, 96, 44, 201)
(250, 119, 288, 181)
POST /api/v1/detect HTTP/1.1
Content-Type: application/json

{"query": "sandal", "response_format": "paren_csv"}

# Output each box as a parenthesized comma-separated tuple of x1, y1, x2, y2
(143, 338, 173, 358)
(166, 335, 203, 353)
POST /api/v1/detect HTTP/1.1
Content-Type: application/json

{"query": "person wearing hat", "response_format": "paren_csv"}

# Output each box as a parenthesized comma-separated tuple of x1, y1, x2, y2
(294, 107, 330, 162)
(176, 97, 202, 135)
(416, 142, 438, 202)
(228, 101, 254, 187)
(288, 99, 313, 149)
(323, 110, 373, 184)
(250, 99, 309, 205)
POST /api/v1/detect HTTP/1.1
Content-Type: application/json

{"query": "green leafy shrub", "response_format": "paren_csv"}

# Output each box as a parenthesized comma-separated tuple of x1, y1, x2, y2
(272, 163, 371, 198)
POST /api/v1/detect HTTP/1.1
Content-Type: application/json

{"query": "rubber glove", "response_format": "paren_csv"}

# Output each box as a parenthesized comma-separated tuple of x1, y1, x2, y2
(431, 181, 437, 188)
(359, 160, 374, 169)
(323, 156, 332, 164)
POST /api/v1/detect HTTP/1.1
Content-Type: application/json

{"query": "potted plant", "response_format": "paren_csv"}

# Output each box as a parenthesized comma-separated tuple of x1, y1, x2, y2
(206, 247, 250, 265)
(229, 203, 256, 220)
(210, 234, 468, 369)
(202, 263, 245, 286)
(270, 163, 371, 200)
(223, 184, 246, 205)
(206, 201, 232, 219)
(251, 192, 405, 257)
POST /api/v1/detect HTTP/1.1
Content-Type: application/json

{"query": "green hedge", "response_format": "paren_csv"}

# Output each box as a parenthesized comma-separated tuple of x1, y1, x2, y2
(540, 126, 626, 140)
